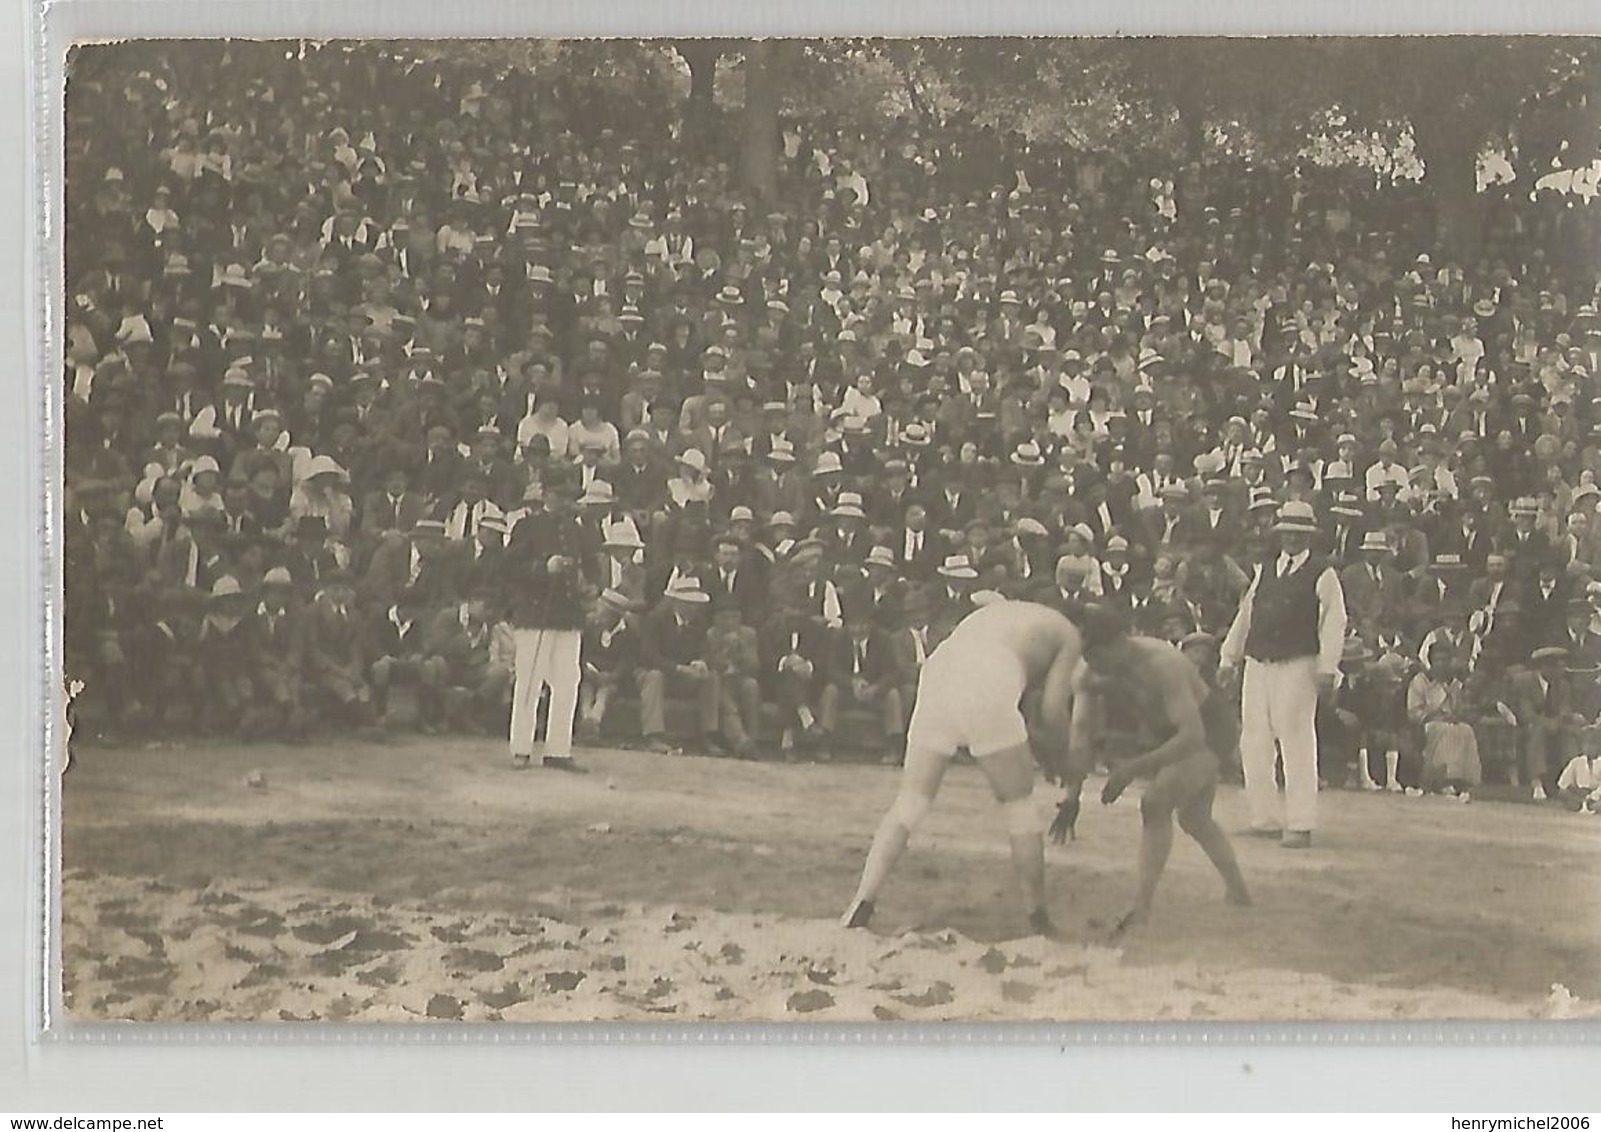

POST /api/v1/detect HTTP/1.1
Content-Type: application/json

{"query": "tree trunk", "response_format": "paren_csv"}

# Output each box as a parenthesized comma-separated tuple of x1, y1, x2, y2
(674, 41, 721, 152)
(681, 42, 718, 106)
(1415, 119, 1485, 265)
(740, 40, 783, 205)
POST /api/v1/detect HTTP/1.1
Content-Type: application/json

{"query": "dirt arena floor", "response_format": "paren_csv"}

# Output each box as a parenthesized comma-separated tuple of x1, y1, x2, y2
(61, 737, 1601, 1023)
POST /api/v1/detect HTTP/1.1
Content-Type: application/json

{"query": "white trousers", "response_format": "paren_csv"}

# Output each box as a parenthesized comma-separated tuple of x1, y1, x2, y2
(1240, 656, 1319, 833)
(509, 628, 582, 760)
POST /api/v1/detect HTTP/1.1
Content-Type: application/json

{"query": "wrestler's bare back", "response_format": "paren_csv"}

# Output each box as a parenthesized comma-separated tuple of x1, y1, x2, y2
(936, 600, 1083, 692)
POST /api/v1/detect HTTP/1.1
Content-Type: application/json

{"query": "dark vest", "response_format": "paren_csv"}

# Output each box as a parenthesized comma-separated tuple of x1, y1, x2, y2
(1245, 555, 1327, 662)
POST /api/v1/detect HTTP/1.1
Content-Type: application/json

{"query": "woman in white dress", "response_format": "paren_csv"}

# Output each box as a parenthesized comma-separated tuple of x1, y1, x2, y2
(1406, 640, 1482, 797)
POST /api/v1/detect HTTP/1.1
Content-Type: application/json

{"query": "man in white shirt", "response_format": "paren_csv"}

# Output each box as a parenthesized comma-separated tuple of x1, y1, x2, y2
(1556, 750, 1601, 812)
(1220, 501, 1349, 848)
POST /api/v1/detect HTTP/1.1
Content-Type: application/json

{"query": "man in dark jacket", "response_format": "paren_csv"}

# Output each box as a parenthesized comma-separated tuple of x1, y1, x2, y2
(503, 477, 588, 769)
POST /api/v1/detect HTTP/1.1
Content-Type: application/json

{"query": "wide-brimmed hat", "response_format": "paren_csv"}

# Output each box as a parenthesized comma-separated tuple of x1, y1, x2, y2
(603, 518, 645, 550)
(1531, 646, 1569, 664)
(1359, 532, 1389, 553)
(1010, 442, 1045, 467)
(1330, 492, 1364, 517)
(303, 454, 348, 481)
(864, 545, 897, 569)
(1429, 553, 1467, 572)
(1508, 497, 1539, 516)
(578, 480, 615, 505)
(1341, 636, 1374, 666)
(664, 577, 711, 604)
(938, 554, 978, 579)
(768, 510, 797, 529)
(813, 451, 844, 476)
(1273, 501, 1319, 533)
(676, 448, 708, 474)
(832, 492, 866, 519)
(208, 575, 245, 601)
(410, 518, 448, 538)
(899, 423, 932, 447)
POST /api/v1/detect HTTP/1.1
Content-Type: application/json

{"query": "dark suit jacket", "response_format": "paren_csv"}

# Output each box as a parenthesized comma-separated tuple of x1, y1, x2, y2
(638, 606, 710, 670)
(824, 629, 899, 692)
(360, 490, 429, 540)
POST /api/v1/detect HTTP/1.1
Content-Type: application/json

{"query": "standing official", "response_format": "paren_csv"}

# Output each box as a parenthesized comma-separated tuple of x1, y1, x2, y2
(503, 478, 588, 770)
(1220, 500, 1348, 848)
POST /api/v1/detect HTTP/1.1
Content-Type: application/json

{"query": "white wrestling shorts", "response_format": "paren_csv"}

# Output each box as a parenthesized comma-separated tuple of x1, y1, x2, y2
(906, 642, 1030, 759)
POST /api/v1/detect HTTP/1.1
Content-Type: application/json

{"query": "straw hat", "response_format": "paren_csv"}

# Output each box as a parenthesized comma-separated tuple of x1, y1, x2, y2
(664, 577, 711, 604)
(938, 554, 978, 579)
(1273, 501, 1319, 533)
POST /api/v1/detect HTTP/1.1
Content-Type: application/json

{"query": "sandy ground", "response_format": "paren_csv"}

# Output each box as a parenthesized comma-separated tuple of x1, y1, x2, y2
(61, 736, 1601, 1023)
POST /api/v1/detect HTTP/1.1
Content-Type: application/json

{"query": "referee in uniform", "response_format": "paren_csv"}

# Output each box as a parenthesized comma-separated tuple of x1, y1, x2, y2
(1219, 500, 1348, 848)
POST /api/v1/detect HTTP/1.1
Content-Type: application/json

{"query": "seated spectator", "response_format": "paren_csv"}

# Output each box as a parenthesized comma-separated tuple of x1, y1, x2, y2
(366, 585, 447, 731)
(761, 593, 833, 759)
(705, 598, 764, 758)
(1407, 640, 1483, 798)
(194, 575, 255, 737)
(1555, 747, 1601, 813)
(637, 576, 719, 754)
(577, 588, 639, 743)
(425, 587, 510, 734)
(818, 609, 905, 759)
(243, 565, 307, 742)
(1502, 646, 1579, 801)
(305, 569, 374, 728)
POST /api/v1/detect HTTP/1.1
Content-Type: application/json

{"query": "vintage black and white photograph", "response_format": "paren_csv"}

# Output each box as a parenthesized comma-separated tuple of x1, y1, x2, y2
(57, 36, 1601, 1025)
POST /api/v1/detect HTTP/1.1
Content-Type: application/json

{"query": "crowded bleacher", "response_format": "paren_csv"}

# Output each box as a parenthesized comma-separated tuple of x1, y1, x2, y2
(60, 41, 1601, 804)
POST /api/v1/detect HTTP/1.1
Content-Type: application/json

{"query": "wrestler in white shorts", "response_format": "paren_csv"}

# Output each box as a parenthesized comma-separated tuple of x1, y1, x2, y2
(906, 644, 1030, 759)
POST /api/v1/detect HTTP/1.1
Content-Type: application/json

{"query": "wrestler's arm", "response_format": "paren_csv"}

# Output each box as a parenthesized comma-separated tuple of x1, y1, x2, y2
(1036, 649, 1088, 783)
(1116, 655, 1207, 780)
(1046, 656, 1093, 843)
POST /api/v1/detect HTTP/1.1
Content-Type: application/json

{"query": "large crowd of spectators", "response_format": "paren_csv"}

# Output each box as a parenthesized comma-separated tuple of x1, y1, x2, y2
(61, 42, 1601, 804)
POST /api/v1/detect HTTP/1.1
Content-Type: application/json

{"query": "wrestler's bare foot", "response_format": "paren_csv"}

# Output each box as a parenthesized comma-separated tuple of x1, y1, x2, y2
(1027, 908, 1060, 939)
(1109, 906, 1148, 940)
(841, 898, 874, 929)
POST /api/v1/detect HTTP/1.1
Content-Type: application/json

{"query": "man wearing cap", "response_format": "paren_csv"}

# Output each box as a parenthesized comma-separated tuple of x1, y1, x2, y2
(1504, 646, 1578, 801)
(1220, 500, 1349, 848)
(502, 476, 588, 770)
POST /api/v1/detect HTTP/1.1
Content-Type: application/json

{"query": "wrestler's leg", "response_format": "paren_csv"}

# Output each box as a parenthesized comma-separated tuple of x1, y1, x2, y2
(842, 738, 949, 926)
(974, 739, 1051, 933)
(1175, 758, 1252, 907)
